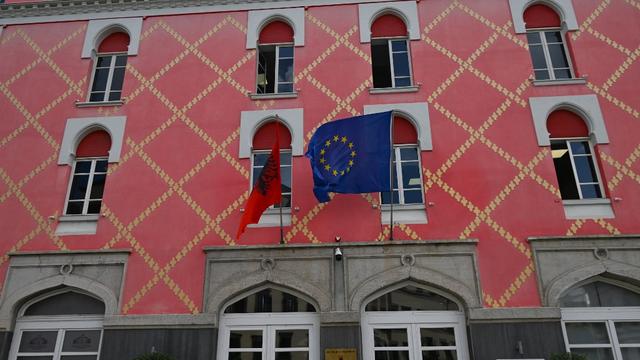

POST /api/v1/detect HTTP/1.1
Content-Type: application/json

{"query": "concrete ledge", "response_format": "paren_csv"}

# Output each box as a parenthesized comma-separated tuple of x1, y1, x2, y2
(104, 313, 217, 329)
(320, 311, 360, 325)
(469, 307, 561, 322)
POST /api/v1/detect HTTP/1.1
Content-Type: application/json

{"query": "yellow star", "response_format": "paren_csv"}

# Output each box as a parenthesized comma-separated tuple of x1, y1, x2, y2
(325, 140, 331, 147)
(346, 168, 350, 173)
(333, 135, 339, 142)
(320, 149, 325, 155)
(351, 151, 356, 157)
(341, 136, 347, 143)
(348, 160, 354, 166)
(319, 158, 325, 164)
(348, 142, 354, 149)
(332, 169, 338, 176)
(325, 164, 331, 171)
(341, 170, 345, 175)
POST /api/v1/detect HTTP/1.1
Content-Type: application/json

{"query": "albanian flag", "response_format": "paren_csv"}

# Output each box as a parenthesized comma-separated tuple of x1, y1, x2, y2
(236, 122, 282, 239)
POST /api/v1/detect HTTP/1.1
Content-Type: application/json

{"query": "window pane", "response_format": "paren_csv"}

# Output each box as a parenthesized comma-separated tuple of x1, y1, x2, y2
(392, 53, 410, 78)
(548, 44, 569, 68)
(580, 184, 602, 199)
(391, 40, 407, 52)
(526, 32, 541, 43)
(381, 190, 400, 205)
(278, 83, 294, 93)
(374, 329, 408, 347)
(279, 46, 293, 58)
(570, 142, 591, 155)
(87, 201, 102, 214)
(225, 288, 315, 313)
(545, 31, 563, 43)
(66, 201, 84, 215)
(95, 160, 108, 173)
(403, 190, 423, 204)
(553, 69, 572, 79)
(62, 330, 101, 352)
(374, 351, 409, 360)
(528, 45, 548, 69)
(371, 40, 392, 88)
(420, 328, 456, 347)
(276, 330, 308, 348)
(566, 323, 610, 344)
(115, 55, 127, 67)
(281, 167, 292, 193)
(422, 351, 457, 360)
(257, 45, 276, 94)
(616, 322, 640, 344)
(277, 194, 292, 208)
(551, 141, 580, 200)
(230, 330, 262, 348)
(365, 286, 458, 311)
(96, 56, 112, 68)
(280, 153, 291, 166)
(394, 77, 411, 87)
(109, 90, 122, 101)
(91, 69, 110, 92)
(69, 175, 89, 200)
(275, 352, 308, 360)
(110, 67, 126, 91)
(17, 357, 53, 360)
(534, 70, 550, 80)
(574, 156, 598, 183)
(229, 352, 262, 360)
(89, 92, 106, 102)
(75, 161, 92, 174)
(278, 58, 293, 83)
(19, 331, 58, 352)
(60, 356, 98, 360)
(622, 348, 640, 360)
(401, 162, 421, 189)
(399, 148, 418, 160)
(90, 174, 106, 199)
(254, 153, 269, 167)
(570, 348, 614, 360)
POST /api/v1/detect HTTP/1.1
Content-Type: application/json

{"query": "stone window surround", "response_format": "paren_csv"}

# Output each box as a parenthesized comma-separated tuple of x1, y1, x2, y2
(81, 17, 143, 58)
(239, 108, 303, 159)
(58, 116, 127, 165)
(358, 1, 421, 43)
(508, 0, 579, 34)
(246, 8, 305, 49)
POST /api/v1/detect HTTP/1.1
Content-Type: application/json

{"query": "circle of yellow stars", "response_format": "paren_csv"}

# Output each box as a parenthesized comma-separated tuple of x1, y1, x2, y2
(320, 135, 356, 177)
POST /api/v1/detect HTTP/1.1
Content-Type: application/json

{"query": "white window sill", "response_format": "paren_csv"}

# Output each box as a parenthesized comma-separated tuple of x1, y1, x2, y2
(380, 204, 427, 225)
(248, 208, 292, 228)
(249, 92, 298, 100)
(76, 100, 124, 108)
(55, 214, 100, 235)
(531, 78, 587, 86)
(562, 198, 614, 219)
(369, 86, 420, 94)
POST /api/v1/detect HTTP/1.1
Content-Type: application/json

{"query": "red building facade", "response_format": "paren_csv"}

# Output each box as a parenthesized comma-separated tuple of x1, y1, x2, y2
(0, 0, 639, 359)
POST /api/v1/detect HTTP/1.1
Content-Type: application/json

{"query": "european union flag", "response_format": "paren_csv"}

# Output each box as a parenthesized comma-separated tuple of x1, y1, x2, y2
(306, 111, 392, 202)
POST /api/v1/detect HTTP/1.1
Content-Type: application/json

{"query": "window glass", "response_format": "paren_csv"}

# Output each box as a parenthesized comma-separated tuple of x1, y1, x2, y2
(276, 330, 308, 348)
(365, 286, 459, 311)
(374, 329, 408, 347)
(61, 330, 101, 352)
(615, 322, 640, 344)
(526, 30, 572, 80)
(550, 140, 603, 200)
(18, 331, 58, 353)
(89, 54, 127, 102)
(65, 158, 108, 215)
(382, 147, 423, 205)
(420, 328, 456, 347)
(252, 151, 292, 209)
(566, 322, 610, 344)
(230, 330, 263, 348)
(225, 288, 316, 313)
(559, 281, 640, 307)
(257, 45, 294, 94)
(371, 39, 392, 88)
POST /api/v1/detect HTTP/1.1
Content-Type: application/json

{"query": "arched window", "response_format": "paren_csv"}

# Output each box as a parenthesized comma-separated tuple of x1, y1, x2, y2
(524, 4, 575, 81)
(361, 285, 469, 360)
(64, 130, 111, 215)
(548, 110, 605, 200)
(9, 289, 105, 360)
(88, 31, 129, 102)
(252, 121, 292, 209)
(256, 21, 294, 94)
(218, 287, 319, 360)
(370, 14, 413, 89)
(381, 116, 423, 206)
(559, 278, 640, 359)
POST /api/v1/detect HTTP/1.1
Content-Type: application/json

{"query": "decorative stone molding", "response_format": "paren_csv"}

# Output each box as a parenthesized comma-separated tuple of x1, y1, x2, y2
(358, 1, 420, 43)
(528, 94, 609, 146)
(528, 235, 640, 306)
(239, 108, 303, 158)
(246, 7, 305, 49)
(364, 102, 432, 151)
(508, 0, 579, 33)
(58, 116, 127, 165)
(0, 250, 130, 330)
(81, 17, 143, 58)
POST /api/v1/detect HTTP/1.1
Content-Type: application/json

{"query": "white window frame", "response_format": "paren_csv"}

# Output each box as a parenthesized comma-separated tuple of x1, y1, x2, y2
(551, 137, 605, 200)
(218, 313, 320, 360)
(362, 311, 469, 360)
(526, 27, 575, 81)
(561, 308, 640, 360)
(251, 149, 292, 209)
(63, 157, 108, 216)
(87, 52, 127, 103)
(256, 43, 294, 95)
(381, 144, 424, 206)
(372, 37, 413, 89)
(9, 316, 104, 360)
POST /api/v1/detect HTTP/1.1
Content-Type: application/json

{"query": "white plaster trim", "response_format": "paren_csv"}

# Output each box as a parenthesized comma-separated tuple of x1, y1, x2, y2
(528, 95, 609, 146)
(562, 199, 614, 220)
(364, 102, 432, 151)
(239, 108, 303, 158)
(81, 17, 143, 58)
(55, 215, 99, 236)
(246, 8, 305, 49)
(58, 116, 127, 165)
(0, 26, 3, 40)
(248, 208, 292, 227)
(381, 205, 427, 225)
(508, 0, 578, 33)
(358, 1, 420, 43)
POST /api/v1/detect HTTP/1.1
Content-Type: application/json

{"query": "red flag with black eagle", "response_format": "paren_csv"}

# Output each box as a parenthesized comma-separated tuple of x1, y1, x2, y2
(236, 122, 282, 239)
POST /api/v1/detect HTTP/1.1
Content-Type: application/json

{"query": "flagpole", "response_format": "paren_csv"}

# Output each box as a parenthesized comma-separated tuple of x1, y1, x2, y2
(389, 112, 394, 241)
(276, 115, 285, 245)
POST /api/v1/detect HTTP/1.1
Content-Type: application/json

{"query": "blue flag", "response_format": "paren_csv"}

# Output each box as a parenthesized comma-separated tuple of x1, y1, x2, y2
(306, 111, 392, 202)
